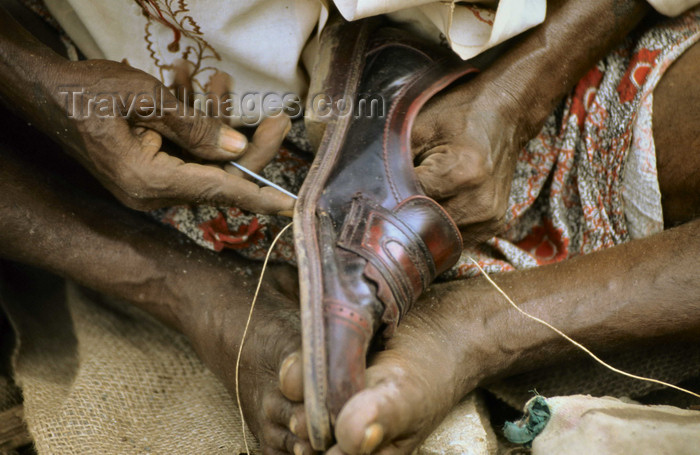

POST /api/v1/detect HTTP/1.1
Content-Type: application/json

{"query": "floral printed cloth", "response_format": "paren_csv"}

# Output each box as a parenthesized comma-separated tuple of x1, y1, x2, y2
(151, 9, 700, 280)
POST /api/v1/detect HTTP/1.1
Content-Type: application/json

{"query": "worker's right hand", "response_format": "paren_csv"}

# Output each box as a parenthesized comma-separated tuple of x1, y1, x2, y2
(412, 80, 524, 246)
(46, 59, 294, 214)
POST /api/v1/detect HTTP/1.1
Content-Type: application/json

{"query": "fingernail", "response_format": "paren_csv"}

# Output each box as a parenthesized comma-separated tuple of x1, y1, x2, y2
(220, 128, 247, 154)
(279, 352, 299, 387)
(359, 423, 384, 454)
(293, 442, 304, 455)
(277, 209, 294, 218)
(289, 415, 298, 435)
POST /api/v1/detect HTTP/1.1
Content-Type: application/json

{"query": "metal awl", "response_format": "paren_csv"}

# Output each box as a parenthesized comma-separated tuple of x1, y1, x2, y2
(229, 161, 298, 200)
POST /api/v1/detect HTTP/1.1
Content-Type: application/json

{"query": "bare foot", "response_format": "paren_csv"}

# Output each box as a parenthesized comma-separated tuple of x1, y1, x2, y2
(331, 221, 700, 453)
(329, 279, 503, 454)
(177, 262, 313, 454)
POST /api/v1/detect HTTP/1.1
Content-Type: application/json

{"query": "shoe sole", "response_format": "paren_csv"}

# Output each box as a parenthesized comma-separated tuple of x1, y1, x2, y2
(295, 18, 374, 450)
(295, 19, 478, 450)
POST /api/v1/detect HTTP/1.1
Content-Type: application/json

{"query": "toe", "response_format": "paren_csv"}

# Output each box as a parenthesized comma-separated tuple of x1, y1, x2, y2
(262, 390, 309, 441)
(263, 390, 296, 426)
(288, 407, 309, 440)
(334, 388, 389, 453)
(279, 350, 303, 402)
(263, 424, 314, 455)
(334, 361, 425, 454)
(327, 441, 406, 455)
(291, 441, 314, 455)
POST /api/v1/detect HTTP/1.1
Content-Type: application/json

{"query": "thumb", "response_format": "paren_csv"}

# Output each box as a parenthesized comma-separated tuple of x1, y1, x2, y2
(135, 88, 248, 161)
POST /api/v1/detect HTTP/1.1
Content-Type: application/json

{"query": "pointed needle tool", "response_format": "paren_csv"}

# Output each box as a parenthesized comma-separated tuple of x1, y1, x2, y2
(229, 161, 298, 200)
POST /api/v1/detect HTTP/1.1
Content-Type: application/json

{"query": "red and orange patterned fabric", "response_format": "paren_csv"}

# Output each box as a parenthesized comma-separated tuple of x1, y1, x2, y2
(449, 8, 700, 278)
(151, 9, 700, 279)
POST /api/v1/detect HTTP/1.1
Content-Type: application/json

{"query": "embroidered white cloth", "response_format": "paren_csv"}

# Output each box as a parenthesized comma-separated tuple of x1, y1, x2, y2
(45, 0, 321, 126)
(44, 0, 546, 125)
(44, 0, 699, 125)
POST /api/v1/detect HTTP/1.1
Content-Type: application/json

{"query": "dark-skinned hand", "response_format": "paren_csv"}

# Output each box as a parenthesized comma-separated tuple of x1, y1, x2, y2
(44, 59, 293, 214)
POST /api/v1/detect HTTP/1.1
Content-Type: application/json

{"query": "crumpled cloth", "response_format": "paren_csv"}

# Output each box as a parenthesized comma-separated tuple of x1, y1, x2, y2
(4, 7, 700, 455)
(530, 395, 700, 455)
(44, 0, 544, 126)
(152, 9, 700, 281)
(504, 396, 551, 446)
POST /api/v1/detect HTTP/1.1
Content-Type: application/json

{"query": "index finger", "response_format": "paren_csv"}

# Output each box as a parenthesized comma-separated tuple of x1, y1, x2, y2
(148, 153, 295, 214)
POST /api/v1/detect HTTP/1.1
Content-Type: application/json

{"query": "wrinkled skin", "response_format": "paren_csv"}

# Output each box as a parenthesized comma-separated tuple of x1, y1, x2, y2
(329, 14, 700, 455)
(332, 212, 700, 454)
(0, 9, 304, 452)
(0, 11, 294, 214)
(174, 262, 314, 454)
(412, 83, 521, 245)
(412, 0, 651, 244)
(3, 1, 699, 454)
(0, 123, 311, 452)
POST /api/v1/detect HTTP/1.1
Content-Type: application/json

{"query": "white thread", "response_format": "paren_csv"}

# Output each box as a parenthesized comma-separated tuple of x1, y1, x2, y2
(235, 222, 294, 454)
(468, 256, 700, 399)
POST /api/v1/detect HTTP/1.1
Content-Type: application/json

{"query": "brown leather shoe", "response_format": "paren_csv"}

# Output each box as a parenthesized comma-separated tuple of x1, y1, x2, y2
(295, 17, 477, 449)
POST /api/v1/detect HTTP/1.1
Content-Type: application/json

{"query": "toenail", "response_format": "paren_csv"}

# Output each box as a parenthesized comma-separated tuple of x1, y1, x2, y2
(359, 423, 384, 454)
(293, 442, 304, 455)
(279, 352, 299, 385)
(289, 415, 298, 435)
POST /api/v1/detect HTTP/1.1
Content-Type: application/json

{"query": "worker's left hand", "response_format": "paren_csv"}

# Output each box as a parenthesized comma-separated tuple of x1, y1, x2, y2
(412, 80, 525, 245)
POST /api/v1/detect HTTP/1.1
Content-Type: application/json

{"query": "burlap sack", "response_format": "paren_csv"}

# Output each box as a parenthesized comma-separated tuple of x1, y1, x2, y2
(3, 278, 256, 455)
(1, 267, 695, 454)
(487, 343, 700, 409)
(0, 271, 494, 455)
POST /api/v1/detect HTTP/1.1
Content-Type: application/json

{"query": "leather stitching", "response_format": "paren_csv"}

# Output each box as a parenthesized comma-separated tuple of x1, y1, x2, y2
(382, 67, 430, 205)
(398, 196, 463, 249)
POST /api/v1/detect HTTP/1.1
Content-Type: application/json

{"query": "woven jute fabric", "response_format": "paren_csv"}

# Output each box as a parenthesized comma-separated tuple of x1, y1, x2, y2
(0, 276, 495, 455)
(0, 375, 22, 412)
(3, 281, 257, 455)
(487, 343, 700, 410)
(0, 314, 23, 414)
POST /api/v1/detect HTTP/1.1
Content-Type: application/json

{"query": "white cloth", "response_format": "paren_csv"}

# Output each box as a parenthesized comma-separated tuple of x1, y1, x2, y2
(46, 0, 545, 125)
(47, 0, 698, 126)
(333, 0, 545, 60)
(46, 0, 321, 126)
(648, 0, 700, 15)
(45, 0, 700, 125)
(532, 396, 700, 455)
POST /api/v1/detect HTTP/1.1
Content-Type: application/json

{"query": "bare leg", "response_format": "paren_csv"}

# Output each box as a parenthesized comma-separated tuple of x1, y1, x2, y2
(330, 39, 700, 455)
(0, 120, 310, 454)
(653, 40, 700, 227)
